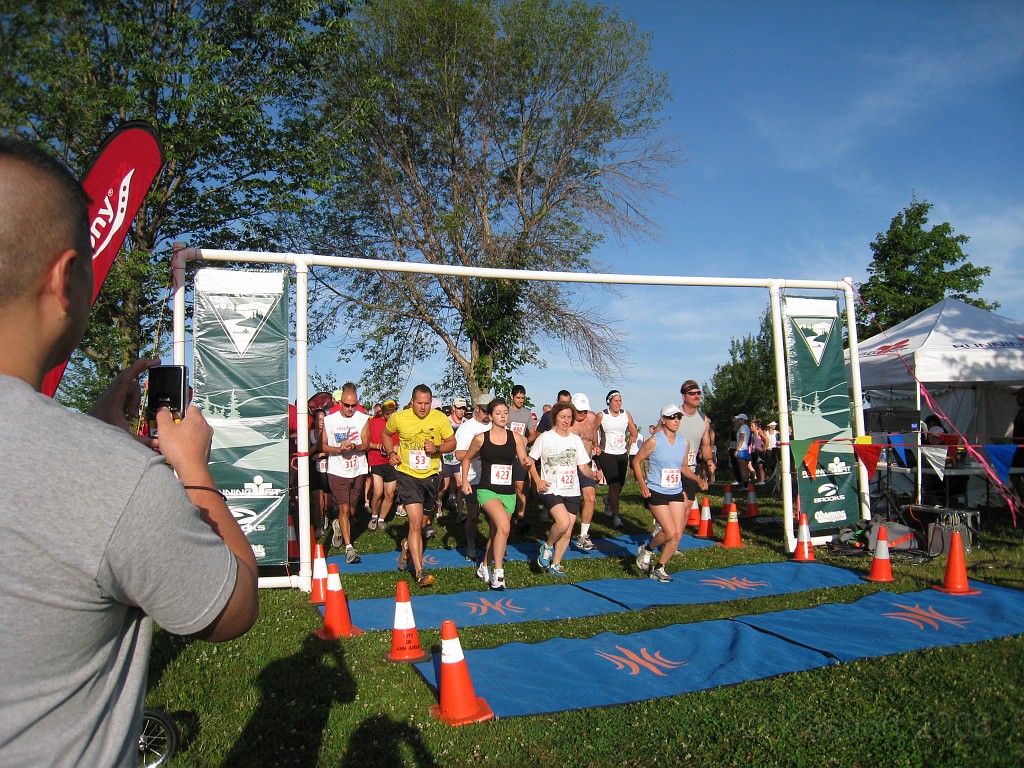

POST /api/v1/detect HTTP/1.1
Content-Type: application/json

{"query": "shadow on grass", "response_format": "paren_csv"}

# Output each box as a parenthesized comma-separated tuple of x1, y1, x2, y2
(341, 714, 439, 768)
(221, 633, 357, 767)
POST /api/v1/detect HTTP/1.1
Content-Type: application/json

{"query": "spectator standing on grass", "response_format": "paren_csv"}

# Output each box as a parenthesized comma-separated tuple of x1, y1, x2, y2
(631, 404, 709, 582)
(0, 137, 257, 767)
(734, 413, 751, 484)
(383, 384, 456, 588)
(530, 401, 595, 576)
(594, 389, 638, 529)
(322, 382, 369, 564)
(460, 398, 533, 590)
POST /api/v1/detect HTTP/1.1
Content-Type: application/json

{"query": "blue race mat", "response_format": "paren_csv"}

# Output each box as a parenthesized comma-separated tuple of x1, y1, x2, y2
(334, 562, 862, 631)
(734, 581, 1024, 661)
(324, 532, 714, 575)
(576, 561, 862, 611)
(413, 581, 1024, 717)
(414, 620, 838, 717)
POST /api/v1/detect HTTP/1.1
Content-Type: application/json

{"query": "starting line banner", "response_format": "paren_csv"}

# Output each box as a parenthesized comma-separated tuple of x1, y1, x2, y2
(782, 296, 859, 533)
(193, 268, 289, 565)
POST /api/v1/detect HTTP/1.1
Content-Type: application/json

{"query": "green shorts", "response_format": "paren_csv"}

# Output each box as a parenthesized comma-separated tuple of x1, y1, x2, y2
(477, 488, 516, 516)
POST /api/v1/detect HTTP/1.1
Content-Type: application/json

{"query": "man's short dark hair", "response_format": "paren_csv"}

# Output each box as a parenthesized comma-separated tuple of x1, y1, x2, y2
(556, 389, 571, 400)
(0, 137, 91, 305)
(511, 384, 526, 397)
(412, 383, 432, 398)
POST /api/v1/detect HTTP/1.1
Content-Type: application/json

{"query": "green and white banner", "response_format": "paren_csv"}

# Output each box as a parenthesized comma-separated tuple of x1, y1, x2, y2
(782, 296, 859, 533)
(193, 268, 289, 565)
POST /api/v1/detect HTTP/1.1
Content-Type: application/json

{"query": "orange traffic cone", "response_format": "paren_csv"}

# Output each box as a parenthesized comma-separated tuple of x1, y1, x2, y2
(385, 579, 431, 663)
(686, 497, 700, 529)
(793, 513, 816, 562)
(429, 620, 494, 726)
(310, 543, 328, 604)
(695, 497, 715, 539)
(719, 503, 744, 548)
(745, 482, 760, 518)
(315, 564, 363, 639)
(932, 531, 980, 595)
(863, 524, 894, 582)
(287, 515, 299, 560)
(721, 483, 734, 519)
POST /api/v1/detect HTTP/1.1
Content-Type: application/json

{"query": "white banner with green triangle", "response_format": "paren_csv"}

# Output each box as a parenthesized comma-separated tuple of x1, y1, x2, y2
(193, 268, 289, 565)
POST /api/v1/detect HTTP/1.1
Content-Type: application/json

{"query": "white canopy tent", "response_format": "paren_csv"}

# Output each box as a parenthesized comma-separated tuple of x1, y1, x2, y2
(852, 298, 1024, 438)
(850, 298, 1024, 507)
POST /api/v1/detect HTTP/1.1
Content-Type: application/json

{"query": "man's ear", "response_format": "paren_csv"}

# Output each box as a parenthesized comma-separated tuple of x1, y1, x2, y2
(42, 248, 79, 313)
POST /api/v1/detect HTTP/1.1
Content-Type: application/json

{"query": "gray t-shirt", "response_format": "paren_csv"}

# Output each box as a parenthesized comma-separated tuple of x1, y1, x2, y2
(0, 376, 238, 768)
(507, 405, 535, 440)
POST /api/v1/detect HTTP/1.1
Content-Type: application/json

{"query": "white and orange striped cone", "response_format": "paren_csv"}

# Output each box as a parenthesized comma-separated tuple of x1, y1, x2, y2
(429, 620, 494, 726)
(287, 515, 299, 560)
(719, 503, 744, 548)
(744, 482, 760, 518)
(931, 531, 980, 595)
(315, 564, 363, 639)
(792, 513, 816, 562)
(721, 483, 734, 519)
(695, 496, 715, 540)
(686, 496, 700, 529)
(863, 525, 894, 583)
(310, 542, 328, 604)
(385, 579, 431, 663)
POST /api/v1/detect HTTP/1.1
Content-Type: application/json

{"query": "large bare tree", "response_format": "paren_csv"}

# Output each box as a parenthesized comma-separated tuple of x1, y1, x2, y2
(303, 0, 678, 400)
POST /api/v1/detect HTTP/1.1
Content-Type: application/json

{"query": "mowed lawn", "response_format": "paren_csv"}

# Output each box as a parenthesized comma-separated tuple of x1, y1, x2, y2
(147, 483, 1024, 767)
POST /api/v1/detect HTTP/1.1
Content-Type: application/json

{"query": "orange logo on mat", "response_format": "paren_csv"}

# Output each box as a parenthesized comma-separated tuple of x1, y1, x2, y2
(882, 603, 971, 630)
(458, 597, 525, 616)
(701, 576, 770, 591)
(595, 646, 687, 677)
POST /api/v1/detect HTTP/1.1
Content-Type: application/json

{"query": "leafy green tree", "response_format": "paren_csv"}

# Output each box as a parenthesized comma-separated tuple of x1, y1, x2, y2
(301, 0, 678, 400)
(0, 0, 352, 409)
(702, 308, 779, 441)
(856, 197, 996, 340)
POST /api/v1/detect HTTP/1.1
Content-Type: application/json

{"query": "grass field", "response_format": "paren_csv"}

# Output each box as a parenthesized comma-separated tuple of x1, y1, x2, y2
(146, 482, 1024, 767)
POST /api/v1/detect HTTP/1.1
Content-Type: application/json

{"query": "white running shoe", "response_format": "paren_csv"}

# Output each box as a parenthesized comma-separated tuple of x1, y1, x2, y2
(331, 519, 342, 549)
(490, 569, 505, 590)
(476, 561, 491, 583)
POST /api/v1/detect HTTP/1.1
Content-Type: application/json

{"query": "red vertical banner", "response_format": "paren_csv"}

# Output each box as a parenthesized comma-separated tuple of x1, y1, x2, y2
(42, 120, 164, 397)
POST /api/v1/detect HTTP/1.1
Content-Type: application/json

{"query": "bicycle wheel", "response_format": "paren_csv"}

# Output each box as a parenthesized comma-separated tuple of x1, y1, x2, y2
(138, 708, 179, 768)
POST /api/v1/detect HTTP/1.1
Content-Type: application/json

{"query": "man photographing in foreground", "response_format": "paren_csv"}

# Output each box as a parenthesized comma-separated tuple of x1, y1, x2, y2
(0, 137, 258, 767)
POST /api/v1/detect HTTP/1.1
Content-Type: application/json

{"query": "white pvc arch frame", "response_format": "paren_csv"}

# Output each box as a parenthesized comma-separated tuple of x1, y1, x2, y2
(172, 243, 870, 590)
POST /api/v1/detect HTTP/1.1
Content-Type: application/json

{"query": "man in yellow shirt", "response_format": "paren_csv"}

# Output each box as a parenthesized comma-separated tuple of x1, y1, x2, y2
(383, 384, 456, 587)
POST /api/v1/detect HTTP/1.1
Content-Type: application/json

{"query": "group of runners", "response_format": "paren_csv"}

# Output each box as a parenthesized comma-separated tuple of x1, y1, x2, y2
(304, 378, 718, 590)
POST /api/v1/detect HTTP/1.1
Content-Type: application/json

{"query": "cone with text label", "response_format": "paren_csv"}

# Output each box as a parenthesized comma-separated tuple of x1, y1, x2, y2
(310, 543, 328, 604)
(792, 513, 816, 562)
(931, 531, 980, 595)
(315, 564, 363, 639)
(719, 503, 744, 548)
(385, 579, 431, 663)
(695, 496, 715, 539)
(429, 620, 494, 726)
(686, 496, 700, 529)
(863, 524, 894, 582)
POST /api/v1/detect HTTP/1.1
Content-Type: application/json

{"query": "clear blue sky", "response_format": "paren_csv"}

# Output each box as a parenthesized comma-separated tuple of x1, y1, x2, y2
(307, 0, 1024, 429)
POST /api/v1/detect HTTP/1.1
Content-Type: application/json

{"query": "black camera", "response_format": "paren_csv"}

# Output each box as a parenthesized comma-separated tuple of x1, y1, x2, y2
(146, 365, 188, 436)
